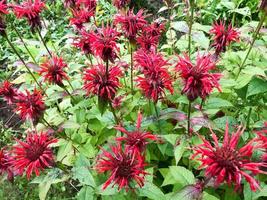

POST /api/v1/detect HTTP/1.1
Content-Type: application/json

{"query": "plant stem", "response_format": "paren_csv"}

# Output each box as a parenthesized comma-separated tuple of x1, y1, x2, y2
(154, 102, 162, 134)
(36, 27, 53, 58)
(66, 79, 75, 91)
(130, 44, 133, 95)
(236, 13, 266, 80)
(4, 34, 44, 91)
(109, 102, 119, 124)
(246, 107, 252, 130)
(105, 60, 109, 80)
(62, 85, 75, 102)
(188, 0, 195, 58)
(42, 118, 55, 130)
(168, 5, 174, 54)
(187, 100, 192, 136)
(12, 25, 38, 65)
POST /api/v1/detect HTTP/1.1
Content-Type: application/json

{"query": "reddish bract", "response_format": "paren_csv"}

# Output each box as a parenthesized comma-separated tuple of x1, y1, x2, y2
(0, 80, 18, 104)
(0, 148, 14, 181)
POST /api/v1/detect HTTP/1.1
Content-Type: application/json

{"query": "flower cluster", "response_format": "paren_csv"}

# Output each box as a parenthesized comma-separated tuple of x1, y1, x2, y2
(0, 148, 14, 181)
(0, 0, 8, 35)
(0, 80, 18, 104)
(73, 30, 94, 55)
(176, 53, 222, 101)
(135, 50, 173, 102)
(95, 112, 156, 190)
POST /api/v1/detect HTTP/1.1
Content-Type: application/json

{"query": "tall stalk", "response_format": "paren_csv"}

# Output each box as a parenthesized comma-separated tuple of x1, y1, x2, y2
(246, 107, 252, 130)
(4, 34, 44, 92)
(130, 44, 133, 95)
(36, 27, 53, 58)
(12, 25, 38, 65)
(187, 101, 192, 136)
(188, 0, 195, 58)
(236, 13, 266, 80)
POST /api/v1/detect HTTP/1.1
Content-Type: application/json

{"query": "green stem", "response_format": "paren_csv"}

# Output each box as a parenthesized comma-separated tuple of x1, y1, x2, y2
(105, 60, 109, 80)
(42, 118, 55, 130)
(66, 79, 75, 92)
(187, 100, 192, 136)
(130, 44, 133, 95)
(4, 34, 44, 92)
(188, 0, 195, 58)
(246, 107, 252, 130)
(36, 27, 53, 58)
(12, 25, 38, 65)
(236, 13, 266, 80)
(109, 102, 119, 124)
(62, 85, 75, 102)
(154, 102, 162, 134)
(168, 5, 174, 54)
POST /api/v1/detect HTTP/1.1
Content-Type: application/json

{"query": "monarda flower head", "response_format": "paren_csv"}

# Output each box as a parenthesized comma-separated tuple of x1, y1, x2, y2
(192, 122, 267, 191)
(136, 33, 159, 52)
(12, 131, 57, 179)
(0, 0, 8, 15)
(115, 112, 157, 157)
(83, 64, 122, 100)
(0, 80, 18, 104)
(39, 55, 69, 87)
(135, 50, 173, 102)
(95, 143, 147, 190)
(0, 0, 8, 35)
(12, 0, 46, 31)
(143, 21, 165, 38)
(73, 30, 94, 55)
(210, 21, 239, 56)
(69, 8, 94, 30)
(16, 89, 45, 123)
(175, 53, 222, 102)
(0, 148, 14, 181)
(90, 25, 120, 63)
(114, 9, 147, 43)
(112, 0, 130, 10)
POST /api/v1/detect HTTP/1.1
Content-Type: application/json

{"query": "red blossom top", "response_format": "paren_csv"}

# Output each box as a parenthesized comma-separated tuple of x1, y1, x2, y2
(90, 25, 120, 63)
(0, 148, 14, 181)
(114, 9, 147, 42)
(83, 64, 122, 100)
(175, 53, 222, 101)
(69, 8, 94, 30)
(15, 89, 45, 123)
(12, 0, 46, 30)
(136, 33, 159, 52)
(0, 80, 18, 104)
(115, 112, 157, 157)
(192, 123, 267, 191)
(95, 143, 147, 190)
(39, 55, 69, 86)
(135, 50, 173, 102)
(112, 0, 130, 10)
(12, 131, 57, 179)
(73, 30, 94, 55)
(76, 0, 97, 11)
(0, 0, 8, 14)
(143, 21, 165, 38)
(111, 95, 124, 109)
(210, 21, 239, 55)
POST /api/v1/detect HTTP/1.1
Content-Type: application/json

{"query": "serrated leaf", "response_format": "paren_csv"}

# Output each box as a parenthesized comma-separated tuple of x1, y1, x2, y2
(202, 192, 219, 200)
(169, 166, 195, 186)
(171, 184, 203, 200)
(206, 98, 234, 109)
(77, 186, 95, 200)
(139, 182, 165, 200)
(174, 137, 187, 165)
(61, 120, 80, 129)
(247, 77, 267, 98)
(171, 21, 189, 33)
(192, 31, 210, 49)
(235, 74, 253, 89)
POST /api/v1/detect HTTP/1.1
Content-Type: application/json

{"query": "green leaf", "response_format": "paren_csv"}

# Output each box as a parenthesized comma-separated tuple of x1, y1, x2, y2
(235, 74, 253, 89)
(202, 192, 219, 200)
(231, 7, 251, 17)
(77, 186, 95, 200)
(162, 134, 179, 146)
(192, 31, 210, 49)
(174, 137, 187, 165)
(98, 96, 108, 115)
(61, 120, 80, 129)
(252, 184, 267, 200)
(206, 98, 234, 109)
(72, 154, 96, 187)
(247, 77, 267, 98)
(169, 166, 195, 186)
(171, 185, 203, 200)
(171, 21, 189, 33)
(139, 182, 165, 200)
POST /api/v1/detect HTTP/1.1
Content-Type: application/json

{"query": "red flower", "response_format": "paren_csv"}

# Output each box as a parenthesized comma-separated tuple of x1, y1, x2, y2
(0, 0, 8, 14)
(0, 148, 14, 181)
(95, 143, 147, 190)
(83, 64, 122, 100)
(135, 50, 173, 102)
(115, 112, 157, 157)
(136, 33, 159, 52)
(143, 21, 165, 37)
(12, 0, 46, 30)
(112, 0, 130, 10)
(192, 123, 266, 191)
(73, 30, 94, 55)
(76, 0, 96, 11)
(12, 131, 57, 179)
(210, 21, 239, 55)
(90, 25, 120, 63)
(0, 80, 18, 104)
(39, 55, 69, 86)
(175, 53, 222, 101)
(112, 95, 124, 109)
(16, 89, 45, 123)
(69, 8, 94, 30)
(114, 9, 147, 42)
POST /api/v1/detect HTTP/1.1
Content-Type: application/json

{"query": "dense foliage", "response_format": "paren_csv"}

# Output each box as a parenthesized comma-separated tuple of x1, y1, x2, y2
(0, 0, 267, 199)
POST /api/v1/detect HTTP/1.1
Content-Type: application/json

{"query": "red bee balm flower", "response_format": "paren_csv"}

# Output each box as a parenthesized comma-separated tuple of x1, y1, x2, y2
(95, 143, 147, 190)
(135, 50, 173, 102)
(73, 30, 94, 55)
(115, 112, 157, 156)
(90, 25, 120, 63)
(69, 8, 94, 30)
(0, 0, 8, 35)
(83, 64, 122, 100)
(136, 33, 159, 52)
(114, 9, 147, 42)
(0, 148, 14, 181)
(12, 0, 46, 30)
(0, 0, 8, 14)
(176, 54, 222, 101)
(39, 55, 69, 86)
(210, 21, 239, 55)
(192, 123, 267, 191)
(12, 132, 57, 179)
(0, 80, 18, 104)
(16, 89, 45, 123)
